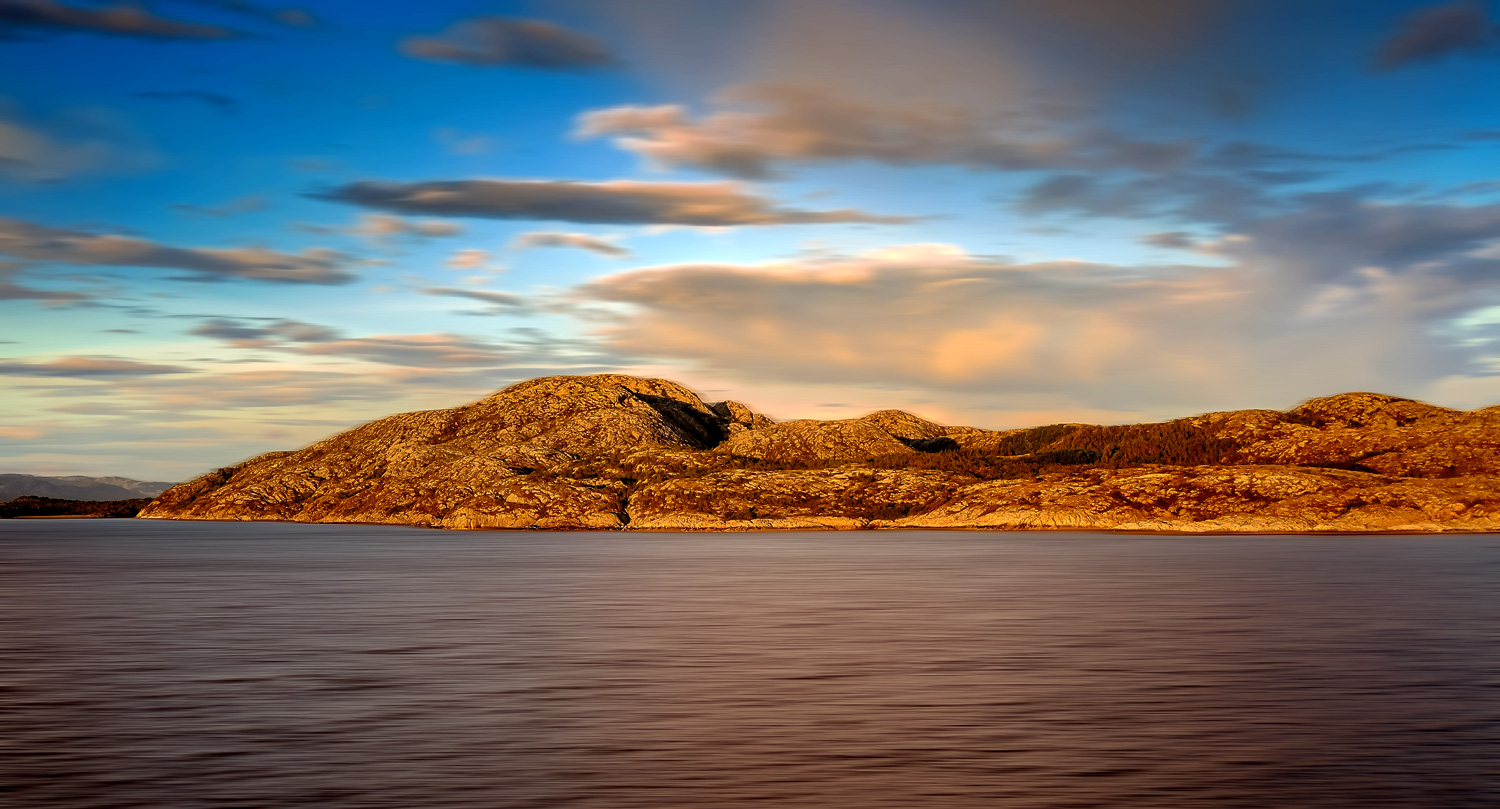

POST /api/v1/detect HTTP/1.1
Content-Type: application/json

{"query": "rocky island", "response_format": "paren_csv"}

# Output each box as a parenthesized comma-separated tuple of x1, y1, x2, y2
(140, 374, 1500, 533)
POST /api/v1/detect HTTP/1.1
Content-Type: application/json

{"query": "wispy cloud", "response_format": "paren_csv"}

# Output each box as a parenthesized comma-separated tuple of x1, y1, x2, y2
(577, 83, 1194, 180)
(400, 16, 617, 70)
(0, 261, 90, 302)
(435, 127, 496, 155)
(173, 194, 267, 218)
(318, 178, 915, 226)
(443, 248, 494, 271)
(189, 317, 341, 347)
(0, 355, 188, 378)
(422, 286, 530, 314)
(347, 213, 463, 245)
(133, 91, 239, 115)
(0, 217, 358, 284)
(296, 333, 516, 368)
(170, 0, 316, 28)
(1374, 0, 1499, 71)
(0, 99, 157, 183)
(0, 0, 238, 40)
(511, 231, 630, 258)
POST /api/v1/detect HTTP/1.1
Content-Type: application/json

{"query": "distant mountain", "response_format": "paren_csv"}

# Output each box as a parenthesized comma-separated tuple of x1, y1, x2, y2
(0, 474, 176, 502)
(139, 374, 1500, 533)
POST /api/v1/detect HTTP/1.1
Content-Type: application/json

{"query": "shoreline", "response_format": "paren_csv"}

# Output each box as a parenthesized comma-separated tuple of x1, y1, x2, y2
(128, 515, 1500, 536)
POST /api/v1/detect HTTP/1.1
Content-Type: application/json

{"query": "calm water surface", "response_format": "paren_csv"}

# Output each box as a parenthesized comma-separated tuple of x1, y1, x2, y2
(3, 521, 1498, 808)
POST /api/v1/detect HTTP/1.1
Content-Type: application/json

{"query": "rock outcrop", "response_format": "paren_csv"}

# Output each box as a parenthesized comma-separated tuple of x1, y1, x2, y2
(141, 377, 1500, 533)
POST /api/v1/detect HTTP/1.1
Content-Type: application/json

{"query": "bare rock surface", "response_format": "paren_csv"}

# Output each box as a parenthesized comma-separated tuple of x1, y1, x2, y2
(142, 375, 1500, 533)
(717, 410, 951, 462)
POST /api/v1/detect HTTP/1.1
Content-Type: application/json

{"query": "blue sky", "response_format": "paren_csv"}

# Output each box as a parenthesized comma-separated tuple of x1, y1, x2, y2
(2, 0, 1499, 478)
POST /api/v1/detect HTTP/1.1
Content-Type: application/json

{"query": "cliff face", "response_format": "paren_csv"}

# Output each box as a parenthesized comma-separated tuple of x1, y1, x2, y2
(140, 376, 1500, 533)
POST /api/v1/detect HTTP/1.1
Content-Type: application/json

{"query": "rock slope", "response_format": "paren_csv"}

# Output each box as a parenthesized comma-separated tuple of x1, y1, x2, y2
(141, 376, 1500, 533)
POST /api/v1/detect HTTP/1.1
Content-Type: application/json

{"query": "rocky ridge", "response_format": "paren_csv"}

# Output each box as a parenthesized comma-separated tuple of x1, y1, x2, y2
(140, 375, 1500, 533)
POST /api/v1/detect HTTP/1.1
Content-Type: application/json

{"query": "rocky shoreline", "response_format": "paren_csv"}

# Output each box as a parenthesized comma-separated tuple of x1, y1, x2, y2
(141, 375, 1500, 534)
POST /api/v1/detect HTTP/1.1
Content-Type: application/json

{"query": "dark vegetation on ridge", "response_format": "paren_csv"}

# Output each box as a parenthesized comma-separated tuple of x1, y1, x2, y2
(0, 497, 152, 519)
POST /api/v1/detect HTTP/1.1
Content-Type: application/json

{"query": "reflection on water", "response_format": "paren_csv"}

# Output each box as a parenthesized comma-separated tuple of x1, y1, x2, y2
(3, 521, 1498, 808)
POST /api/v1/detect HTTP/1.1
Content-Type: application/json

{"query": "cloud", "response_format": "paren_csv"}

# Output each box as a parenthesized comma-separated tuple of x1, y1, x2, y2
(0, 261, 90, 302)
(435, 127, 496, 155)
(1208, 193, 1500, 288)
(347, 213, 463, 244)
(443, 248, 496, 271)
(318, 178, 913, 226)
(0, 0, 238, 40)
(296, 334, 515, 367)
(1140, 231, 1202, 250)
(169, 0, 317, 28)
(0, 99, 157, 183)
(189, 317, 341, 348)
(295, 214, 465, 244)
(576, 83, 1194, 180)
(570, 209, 1500, 414)
(1374, 0, 1499, 70)
(173, 194, 266, 218)
(133, 91, 239, 115)
(400, 16, 616, 70)
(511, 231, 630, 258)
(0, 355, 188, 377)
(0, 425, 43, 439)
(422, 286, 529, 313)
(1011, 165, 1328, 225)
(0, 217, 357, 284)
(1001, 0, 1234, 51)
(0, 279, 89, 302)
(189, 314, 530, 365)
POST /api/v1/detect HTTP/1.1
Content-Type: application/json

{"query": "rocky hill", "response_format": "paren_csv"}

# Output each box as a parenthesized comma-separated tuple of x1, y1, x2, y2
(0, 474, 175, 502)
(140, 375, 1500, 533)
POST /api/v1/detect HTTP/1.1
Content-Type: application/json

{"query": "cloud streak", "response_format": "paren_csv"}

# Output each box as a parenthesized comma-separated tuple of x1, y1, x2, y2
(318, 178, 913, 226)
(422, 286, 530, 313)
(0, 0, 237, 40)
(133, 91, 239, 115)
(173, 194, 266, 218)
(576, 83, 1194, 180)
(187, 316, 528, 367)
(0, 217, 357, 284)
(0, 261, 89, 302)
(511, 231, 630, 258)
(0, 100, 157, 183)
(296, 334, 516, 368)
(401, 16, 616, 70)
(189, 318, 341, 347)
(1374, 0, 1499, 70)
(0, 355, 188, 377)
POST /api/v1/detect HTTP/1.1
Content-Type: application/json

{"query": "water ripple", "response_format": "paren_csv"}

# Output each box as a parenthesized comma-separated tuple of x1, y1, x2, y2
(3, 521, 1498, 808)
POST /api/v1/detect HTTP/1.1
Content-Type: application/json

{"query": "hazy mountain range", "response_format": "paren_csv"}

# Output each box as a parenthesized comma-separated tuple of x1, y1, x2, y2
(1, 475, 175, 503)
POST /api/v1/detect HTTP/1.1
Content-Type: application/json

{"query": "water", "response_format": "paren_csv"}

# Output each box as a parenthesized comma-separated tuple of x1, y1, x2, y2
(3, 521, 1498, 808)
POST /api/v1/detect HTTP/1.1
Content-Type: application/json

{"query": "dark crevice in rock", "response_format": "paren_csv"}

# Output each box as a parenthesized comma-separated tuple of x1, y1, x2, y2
(630, 392, 728, 449)
(899, 436, 961, 453)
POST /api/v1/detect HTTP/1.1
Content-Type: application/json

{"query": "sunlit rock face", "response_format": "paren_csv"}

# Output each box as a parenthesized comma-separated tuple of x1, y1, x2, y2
(142, 377, 1500, 533)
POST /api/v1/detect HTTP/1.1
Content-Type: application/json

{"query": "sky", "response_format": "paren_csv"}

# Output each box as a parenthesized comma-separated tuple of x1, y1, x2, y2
(1, 0, 1499, 480)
